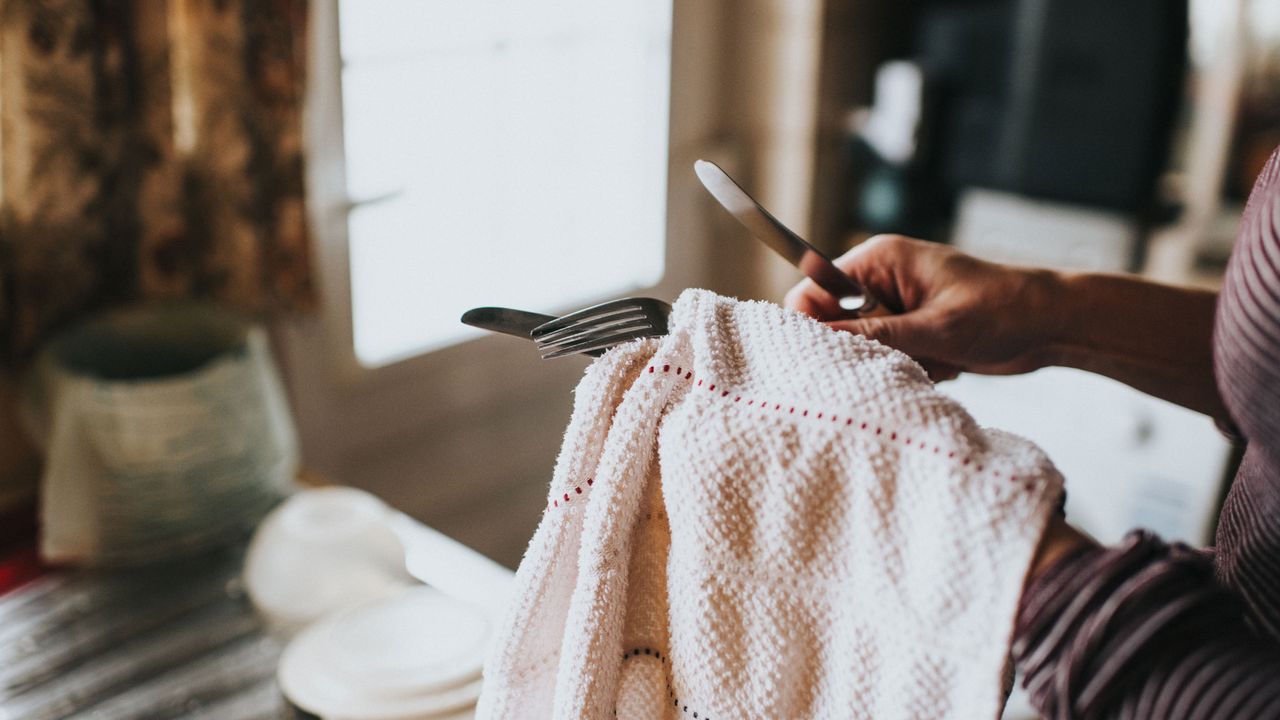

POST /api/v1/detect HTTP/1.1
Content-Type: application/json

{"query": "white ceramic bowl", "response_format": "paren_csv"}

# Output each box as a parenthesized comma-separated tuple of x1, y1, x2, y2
(244, 487, 414, 633)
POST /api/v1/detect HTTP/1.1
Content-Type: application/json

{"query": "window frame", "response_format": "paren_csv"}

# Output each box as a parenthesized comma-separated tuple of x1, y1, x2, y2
(277, 0, 736, 475)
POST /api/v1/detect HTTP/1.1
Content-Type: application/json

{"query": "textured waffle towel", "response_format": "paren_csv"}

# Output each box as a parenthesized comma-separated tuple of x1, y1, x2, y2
(477, 290, 1064, 720)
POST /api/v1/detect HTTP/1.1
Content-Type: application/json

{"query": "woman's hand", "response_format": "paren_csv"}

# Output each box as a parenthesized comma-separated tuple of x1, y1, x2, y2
(786, 234, 1228, 419)
(784, 235, 1064, 381)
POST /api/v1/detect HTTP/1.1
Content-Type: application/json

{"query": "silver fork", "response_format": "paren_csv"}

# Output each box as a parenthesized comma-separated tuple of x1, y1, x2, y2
(531, 297, 671, 359)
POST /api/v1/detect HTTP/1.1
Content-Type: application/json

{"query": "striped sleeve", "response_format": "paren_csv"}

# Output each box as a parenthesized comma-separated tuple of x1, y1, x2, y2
(1013, 532, 1280, 719)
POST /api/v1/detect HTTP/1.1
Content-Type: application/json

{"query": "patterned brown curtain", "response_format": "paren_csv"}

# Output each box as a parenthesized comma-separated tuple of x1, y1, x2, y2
(0, 0, 314, 364)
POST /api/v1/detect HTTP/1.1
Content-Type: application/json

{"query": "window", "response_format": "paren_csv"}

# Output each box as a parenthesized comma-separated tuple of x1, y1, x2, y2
(289, 0, 730, 559)
(338, 0, 674, 366)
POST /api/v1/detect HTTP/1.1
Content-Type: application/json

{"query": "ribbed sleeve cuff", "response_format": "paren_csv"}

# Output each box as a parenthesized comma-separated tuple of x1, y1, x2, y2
(1012, 531, 1244, 719)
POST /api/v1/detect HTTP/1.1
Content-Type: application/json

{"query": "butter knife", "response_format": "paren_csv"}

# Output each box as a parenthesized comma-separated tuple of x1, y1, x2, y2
(694, 159, 880, 314)
(460, 307, 606, 356)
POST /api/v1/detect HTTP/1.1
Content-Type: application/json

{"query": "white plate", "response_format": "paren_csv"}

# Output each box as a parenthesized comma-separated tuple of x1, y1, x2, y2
(279, 586, 490, 719)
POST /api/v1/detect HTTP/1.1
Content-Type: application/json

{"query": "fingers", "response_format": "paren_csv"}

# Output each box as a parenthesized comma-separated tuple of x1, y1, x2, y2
(826, 313, 962, 382)
(918, 360, 962, 383)
(781, 235, 984, 382)
(830, 234, 925, 311)
(783, 277, 838, 317)
(784, 235, 927, 318)
(825, 312, 936, 360)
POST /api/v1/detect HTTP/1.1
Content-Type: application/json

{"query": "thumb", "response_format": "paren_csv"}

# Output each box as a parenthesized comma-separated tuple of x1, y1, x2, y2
(826, 312, 937, 358)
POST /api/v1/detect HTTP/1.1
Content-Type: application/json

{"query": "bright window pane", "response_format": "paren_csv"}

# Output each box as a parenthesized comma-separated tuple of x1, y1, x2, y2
(339, 0, 673, 366)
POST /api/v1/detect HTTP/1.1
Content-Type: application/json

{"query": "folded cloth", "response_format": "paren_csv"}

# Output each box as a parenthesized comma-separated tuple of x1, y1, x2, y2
(477, 289, 1064, 720)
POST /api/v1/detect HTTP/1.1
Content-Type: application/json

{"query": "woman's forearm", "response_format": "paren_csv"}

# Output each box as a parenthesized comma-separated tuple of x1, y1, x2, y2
(1040, 272, 1227, 422)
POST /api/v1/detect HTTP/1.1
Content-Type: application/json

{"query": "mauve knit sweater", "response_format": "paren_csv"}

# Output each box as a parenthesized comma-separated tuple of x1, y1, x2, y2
(1012, 149, 1280, 718)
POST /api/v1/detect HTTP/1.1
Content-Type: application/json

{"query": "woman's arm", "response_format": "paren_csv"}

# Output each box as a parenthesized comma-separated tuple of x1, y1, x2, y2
(1046, 272, 1226, 422)
(784, 236, 1228, 422)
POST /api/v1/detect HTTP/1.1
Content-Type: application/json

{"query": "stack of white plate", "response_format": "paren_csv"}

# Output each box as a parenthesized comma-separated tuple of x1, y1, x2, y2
(279, 586, 491, 719)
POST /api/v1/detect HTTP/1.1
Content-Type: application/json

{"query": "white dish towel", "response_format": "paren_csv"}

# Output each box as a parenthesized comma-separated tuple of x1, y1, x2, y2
(477, 289, 1064, 720)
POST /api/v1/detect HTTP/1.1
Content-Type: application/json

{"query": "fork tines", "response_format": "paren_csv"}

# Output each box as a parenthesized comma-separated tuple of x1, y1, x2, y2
(531, 297, 671, 359)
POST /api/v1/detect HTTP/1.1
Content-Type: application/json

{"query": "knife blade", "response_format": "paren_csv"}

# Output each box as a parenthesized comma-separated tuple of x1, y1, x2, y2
(460, 307, 605, 356)
(694, 159, 879, 314)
